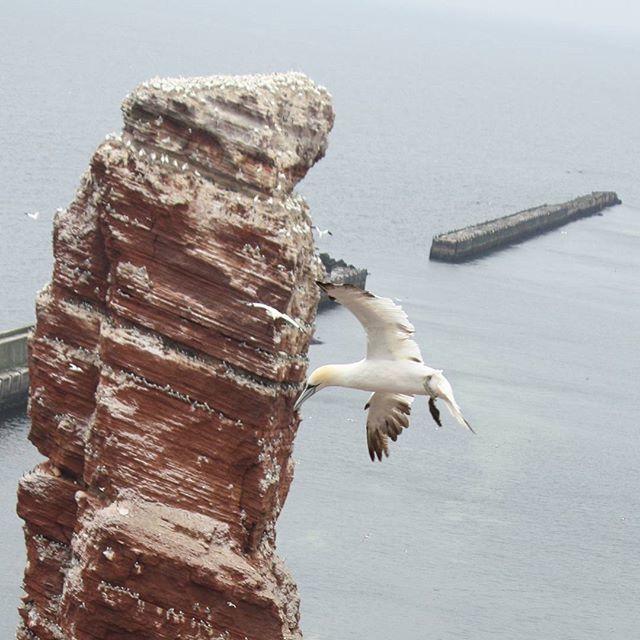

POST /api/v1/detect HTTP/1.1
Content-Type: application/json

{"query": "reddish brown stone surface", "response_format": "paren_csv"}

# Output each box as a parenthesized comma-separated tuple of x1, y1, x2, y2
(17, 73, 333, 640)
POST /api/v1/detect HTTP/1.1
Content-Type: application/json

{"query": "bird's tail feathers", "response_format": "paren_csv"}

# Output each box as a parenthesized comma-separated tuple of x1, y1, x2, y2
(442, 397, 475, 434)
(426, 371, 475, 434)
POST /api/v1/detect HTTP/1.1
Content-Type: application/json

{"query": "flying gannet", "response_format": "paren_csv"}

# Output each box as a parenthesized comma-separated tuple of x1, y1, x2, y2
(312, 225, 333, 239)
(294, 282, 473, 461)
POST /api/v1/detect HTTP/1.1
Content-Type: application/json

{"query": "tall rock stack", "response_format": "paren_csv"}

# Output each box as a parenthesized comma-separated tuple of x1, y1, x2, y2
(17, 73, 334, 640)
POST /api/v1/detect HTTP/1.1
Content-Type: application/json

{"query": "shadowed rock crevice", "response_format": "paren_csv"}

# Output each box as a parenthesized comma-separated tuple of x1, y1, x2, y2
(17, 72, 334, 640)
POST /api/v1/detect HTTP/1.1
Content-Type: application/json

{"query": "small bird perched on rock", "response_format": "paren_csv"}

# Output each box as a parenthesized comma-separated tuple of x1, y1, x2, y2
(295, 282, 473, 461)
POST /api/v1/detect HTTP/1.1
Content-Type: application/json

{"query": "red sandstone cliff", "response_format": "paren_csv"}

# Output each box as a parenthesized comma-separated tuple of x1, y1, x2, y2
(17, 72, 334, 640)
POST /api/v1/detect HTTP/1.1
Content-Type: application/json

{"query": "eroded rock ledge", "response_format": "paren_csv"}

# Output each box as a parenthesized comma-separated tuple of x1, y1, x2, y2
(17, 72, 334, 640)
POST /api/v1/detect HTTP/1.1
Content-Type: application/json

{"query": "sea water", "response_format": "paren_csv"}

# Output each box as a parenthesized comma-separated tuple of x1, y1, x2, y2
(1, 2, 639, 638)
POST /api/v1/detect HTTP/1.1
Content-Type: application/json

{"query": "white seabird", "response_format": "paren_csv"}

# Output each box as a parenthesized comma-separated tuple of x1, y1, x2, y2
(244, 301, 301, 329)
(312, 225, 333, 239)
(295, 282, 473, 461)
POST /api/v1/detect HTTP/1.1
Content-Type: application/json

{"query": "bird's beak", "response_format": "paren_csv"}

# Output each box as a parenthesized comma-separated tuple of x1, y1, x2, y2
(294, 384, 317, 411)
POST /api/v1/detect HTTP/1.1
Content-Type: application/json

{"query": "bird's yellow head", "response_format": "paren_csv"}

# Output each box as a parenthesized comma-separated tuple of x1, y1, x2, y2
(293, 365, 335, 410)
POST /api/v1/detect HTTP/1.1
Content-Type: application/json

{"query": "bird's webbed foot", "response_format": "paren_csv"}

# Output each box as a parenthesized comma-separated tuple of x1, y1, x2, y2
(428, 397, 442, 427)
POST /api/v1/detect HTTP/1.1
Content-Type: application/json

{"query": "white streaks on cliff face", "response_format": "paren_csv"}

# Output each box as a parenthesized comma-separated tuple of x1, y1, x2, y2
(54, 176, 101, 259)
(95, 377, 138, 420)
(116, 262, 153, 292)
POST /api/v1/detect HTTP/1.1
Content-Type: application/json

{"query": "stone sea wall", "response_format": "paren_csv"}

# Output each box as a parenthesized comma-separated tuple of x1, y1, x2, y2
(16, 72, 334, 640)
(0, 326, 31, 412)
(429, 191, 621, 262)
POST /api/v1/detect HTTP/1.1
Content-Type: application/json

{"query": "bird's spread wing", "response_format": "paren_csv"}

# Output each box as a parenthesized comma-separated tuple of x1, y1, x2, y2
(365, 392, 414, 461)
(317, 282, 423, 362)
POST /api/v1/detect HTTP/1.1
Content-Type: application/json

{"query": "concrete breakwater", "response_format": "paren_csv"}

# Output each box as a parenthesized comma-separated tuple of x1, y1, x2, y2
(429, 191, 621, 263)
(0, 326, 31, 413)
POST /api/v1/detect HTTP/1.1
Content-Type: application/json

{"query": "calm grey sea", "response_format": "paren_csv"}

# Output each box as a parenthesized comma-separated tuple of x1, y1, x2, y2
(1, 1, 639, 638)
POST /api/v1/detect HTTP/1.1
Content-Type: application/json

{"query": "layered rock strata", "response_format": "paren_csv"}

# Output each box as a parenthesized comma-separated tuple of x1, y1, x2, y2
(17, 72, 334, 640)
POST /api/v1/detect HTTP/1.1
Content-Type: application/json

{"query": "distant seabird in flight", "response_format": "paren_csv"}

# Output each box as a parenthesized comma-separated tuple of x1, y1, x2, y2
(244, 301, 302, 329)
(25, 211, 40, 220)
(295, 282, 473, 461)
(312, 225, 333, 239)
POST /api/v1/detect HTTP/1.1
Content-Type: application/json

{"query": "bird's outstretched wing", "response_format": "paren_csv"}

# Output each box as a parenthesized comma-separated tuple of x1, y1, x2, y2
(317, 282, 423, 362)
(365, 392, 414, 461)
